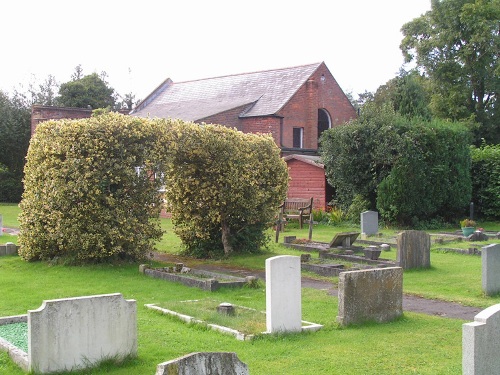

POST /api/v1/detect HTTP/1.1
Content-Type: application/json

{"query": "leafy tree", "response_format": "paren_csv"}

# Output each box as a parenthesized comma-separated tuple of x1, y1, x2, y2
(471, 143, 500, 219)
(57, 72, 116, 109)
(19, 112, 167, 262)
(164, 123, 288, 257)
(0, 91, 31, 202)
(400, 0, 500, 143)
(320, 104, 472, 225)
(373, 70, 432, 120)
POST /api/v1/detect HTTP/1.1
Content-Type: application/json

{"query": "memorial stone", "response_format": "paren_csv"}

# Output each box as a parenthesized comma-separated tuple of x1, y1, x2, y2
(265, 255, 302, 333)
(361, 211, 378, 235)
(396, 230, 430, 269)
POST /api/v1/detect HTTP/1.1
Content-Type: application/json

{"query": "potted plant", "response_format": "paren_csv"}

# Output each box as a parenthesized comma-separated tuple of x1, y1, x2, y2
(460, 218, 476, 237)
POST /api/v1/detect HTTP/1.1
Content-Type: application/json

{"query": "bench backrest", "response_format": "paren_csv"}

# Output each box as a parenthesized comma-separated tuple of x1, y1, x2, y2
(281, 198, 313, 214)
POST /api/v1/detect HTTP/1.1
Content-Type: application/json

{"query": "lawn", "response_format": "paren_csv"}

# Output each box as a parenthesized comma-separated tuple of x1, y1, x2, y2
(0, 256, 463, 375)
(1, 203, 500, 373)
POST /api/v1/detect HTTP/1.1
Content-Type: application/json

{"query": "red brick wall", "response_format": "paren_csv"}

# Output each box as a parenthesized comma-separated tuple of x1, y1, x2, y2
(31, 106, 93, 135)
(278, 62, 357, 151)
(286, 159, 326, 210)
(200, 108, 281, 145)
(31, 106, 130, 135)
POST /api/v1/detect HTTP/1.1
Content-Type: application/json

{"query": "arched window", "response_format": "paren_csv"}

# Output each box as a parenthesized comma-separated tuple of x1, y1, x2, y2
(317, 108, 331, 140)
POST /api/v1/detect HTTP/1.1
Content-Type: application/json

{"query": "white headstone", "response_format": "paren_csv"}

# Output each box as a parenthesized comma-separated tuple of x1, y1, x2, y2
(463, 304, 500, 375)
(482, 244, 500, 296)
(28, 293, 136, 373)
(361, 211, 378, 235)
(265, 255, 302, 333)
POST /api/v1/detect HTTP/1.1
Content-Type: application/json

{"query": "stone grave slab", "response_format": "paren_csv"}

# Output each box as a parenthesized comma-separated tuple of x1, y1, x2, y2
(337, 267, 403, 326)
(396, 230, 430, 269)
(361, 210, 378, 235)
(482, 244, 500, 296)
(156, 352, 249, 375)
(463, 303, 500, 374)
(265, 255, 302, 333)
(329, 232, 360, 248)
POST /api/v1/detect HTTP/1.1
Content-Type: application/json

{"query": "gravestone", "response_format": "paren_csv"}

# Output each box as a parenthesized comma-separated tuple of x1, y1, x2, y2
(337, 267, 403, 326)
(265, 255, 302, 333)
(329, 232, 360, 248)
(396, 230, 430, 269)
(156, 352, 249, 375)
(463, 304, 500, 375)
(28, 293, 136, 373)
(361, 210, 378, 236)
(482, 244, 500, 296)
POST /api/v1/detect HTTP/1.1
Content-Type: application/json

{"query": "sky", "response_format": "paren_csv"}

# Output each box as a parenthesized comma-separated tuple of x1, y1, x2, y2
(0, 0, 431, 102)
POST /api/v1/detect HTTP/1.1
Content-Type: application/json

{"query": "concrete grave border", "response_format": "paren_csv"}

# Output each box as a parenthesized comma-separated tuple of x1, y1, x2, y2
(146, 302, 322, 341)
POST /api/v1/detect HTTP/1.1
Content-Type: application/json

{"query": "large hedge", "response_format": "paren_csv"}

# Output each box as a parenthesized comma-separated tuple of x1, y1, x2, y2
(320, 105, 472, 225)
(163, 123, 288, 258)
(471, 143, 500, 219)
(19, 112, 168, 262)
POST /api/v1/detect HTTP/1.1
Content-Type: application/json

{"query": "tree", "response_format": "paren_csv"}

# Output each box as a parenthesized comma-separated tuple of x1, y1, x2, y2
(57, 72, 116, 109)
(400, 0, 500, 143)
(18, 112, 167, 262)
(164, 123, 288, 258)
(320, 104, 472, 225)
(0, 91, 31, 202)
(373, 70, 432, 120)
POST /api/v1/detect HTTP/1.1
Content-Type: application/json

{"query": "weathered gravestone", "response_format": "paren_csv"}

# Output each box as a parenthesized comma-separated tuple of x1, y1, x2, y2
(0, 242, 18, 256)
(156, 352, 249, 375)
(463, 304, 500, 375)
(329, 232, 360, 248)
(361, 210, 378, 236)
(336, 267, 403, 326)
(481, 244, 500, 296)
(266, 255, 302, 333)
(396, 230, 430, 269)
(28, 293, 136, 373)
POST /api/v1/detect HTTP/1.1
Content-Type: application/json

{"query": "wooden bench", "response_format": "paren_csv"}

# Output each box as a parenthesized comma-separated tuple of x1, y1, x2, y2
(279, 197, 314, 229)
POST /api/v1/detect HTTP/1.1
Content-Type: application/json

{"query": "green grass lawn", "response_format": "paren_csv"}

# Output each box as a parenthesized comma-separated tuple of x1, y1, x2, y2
(0, 256, 463, 375)
(1, 203, 500, 373)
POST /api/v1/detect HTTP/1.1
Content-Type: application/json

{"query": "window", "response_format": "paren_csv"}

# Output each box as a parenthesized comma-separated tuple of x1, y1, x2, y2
(293, 127, 303, 148)
(317, 108, 331, 140)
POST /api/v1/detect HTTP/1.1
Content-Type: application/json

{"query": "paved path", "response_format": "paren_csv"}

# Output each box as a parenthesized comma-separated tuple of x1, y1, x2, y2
(153, 252, 483, 321)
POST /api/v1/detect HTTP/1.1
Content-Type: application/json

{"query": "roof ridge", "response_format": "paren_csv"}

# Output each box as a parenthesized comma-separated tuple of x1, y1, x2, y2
(173, 62, 323, 85)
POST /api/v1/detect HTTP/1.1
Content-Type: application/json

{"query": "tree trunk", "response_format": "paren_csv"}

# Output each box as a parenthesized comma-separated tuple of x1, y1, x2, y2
(221, 220, 234, 255)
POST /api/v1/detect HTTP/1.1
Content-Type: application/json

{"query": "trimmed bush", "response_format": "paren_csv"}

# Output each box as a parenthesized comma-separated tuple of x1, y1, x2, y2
(19, 112, 168, 262)
(320, 104, 472, 225)
(163, 123, 288, 258)
(471, 144, 500, 219)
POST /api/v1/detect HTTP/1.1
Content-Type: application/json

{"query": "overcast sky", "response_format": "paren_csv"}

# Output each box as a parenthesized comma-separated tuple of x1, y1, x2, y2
(1, 0, 431, 101)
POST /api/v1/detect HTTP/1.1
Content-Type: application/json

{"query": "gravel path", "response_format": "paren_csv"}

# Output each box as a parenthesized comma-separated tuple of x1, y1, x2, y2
(153, 252, 482, 321)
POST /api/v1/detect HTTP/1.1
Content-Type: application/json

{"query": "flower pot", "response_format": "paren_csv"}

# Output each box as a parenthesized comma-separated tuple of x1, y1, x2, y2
(462, 227, 475, 237)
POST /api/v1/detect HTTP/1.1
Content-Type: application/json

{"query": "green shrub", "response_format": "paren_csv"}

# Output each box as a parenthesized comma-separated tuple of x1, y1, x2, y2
(327, 206, 347, 225)
(346, 194, 370, 224)
(164, 123, 288, 257)
(471, 143, 500, 219)
(377, 121, 471, 224)
(18, 112, 168, 263)
(321, 104, 472, 226)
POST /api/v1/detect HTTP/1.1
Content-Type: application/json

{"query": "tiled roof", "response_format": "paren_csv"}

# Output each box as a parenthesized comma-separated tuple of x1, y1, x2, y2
(131, 62, 323, 121)
(283, 154, 324, 168)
